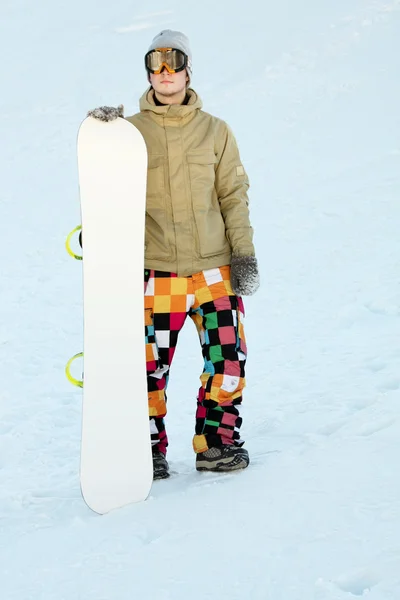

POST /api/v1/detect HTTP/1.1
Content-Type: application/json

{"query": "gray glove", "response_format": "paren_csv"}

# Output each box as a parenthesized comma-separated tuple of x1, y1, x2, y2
(230, 255, 260, 296)
(87, 104, 124, 122)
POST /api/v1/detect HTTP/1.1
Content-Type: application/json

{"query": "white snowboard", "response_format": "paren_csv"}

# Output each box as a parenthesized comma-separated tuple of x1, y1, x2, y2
(77, 116, 152, 514)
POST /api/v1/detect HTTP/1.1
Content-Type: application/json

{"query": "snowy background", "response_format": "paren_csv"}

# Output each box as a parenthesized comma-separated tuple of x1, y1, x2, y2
(1, 0, 400, 598)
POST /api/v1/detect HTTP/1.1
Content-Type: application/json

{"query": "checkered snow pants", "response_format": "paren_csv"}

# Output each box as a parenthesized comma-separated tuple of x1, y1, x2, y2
(144, 266, 247, 455)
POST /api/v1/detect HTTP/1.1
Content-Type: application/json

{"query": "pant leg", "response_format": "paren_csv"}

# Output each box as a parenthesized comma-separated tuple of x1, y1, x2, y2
(189, 266, 247, 454)
(145, 269, 191, 455)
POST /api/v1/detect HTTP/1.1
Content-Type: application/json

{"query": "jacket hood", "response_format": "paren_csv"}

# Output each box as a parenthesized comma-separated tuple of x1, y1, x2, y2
(139, 87, 203, 120)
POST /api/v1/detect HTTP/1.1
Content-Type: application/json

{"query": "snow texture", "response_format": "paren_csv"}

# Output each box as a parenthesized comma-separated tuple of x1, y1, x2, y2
(0, 0, 400, 598)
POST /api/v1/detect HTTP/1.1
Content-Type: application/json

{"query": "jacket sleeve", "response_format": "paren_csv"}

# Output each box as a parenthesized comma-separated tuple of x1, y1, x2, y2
(215, 122, 255, 257)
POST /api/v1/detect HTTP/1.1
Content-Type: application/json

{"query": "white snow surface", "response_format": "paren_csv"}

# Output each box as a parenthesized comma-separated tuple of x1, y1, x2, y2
(1, 0, 400, 598)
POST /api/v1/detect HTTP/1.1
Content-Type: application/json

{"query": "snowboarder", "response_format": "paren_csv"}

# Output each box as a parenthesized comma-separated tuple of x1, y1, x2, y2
(87, 30, 260, 479)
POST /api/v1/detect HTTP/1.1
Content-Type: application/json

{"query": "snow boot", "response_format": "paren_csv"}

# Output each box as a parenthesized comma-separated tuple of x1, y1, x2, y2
(152, 447, 170, 480)
(196, 445, 249, 472)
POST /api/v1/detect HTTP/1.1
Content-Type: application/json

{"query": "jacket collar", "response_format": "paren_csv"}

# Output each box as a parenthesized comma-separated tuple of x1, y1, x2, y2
(139, 87, 202, 126)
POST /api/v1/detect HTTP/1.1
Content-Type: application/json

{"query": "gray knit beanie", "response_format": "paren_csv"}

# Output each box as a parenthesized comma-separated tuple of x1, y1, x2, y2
(147, 29, 192, 83)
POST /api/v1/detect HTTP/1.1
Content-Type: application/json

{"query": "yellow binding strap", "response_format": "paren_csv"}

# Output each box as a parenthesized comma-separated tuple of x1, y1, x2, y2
(66, 225, 82, 260)
(65, 352, 84, 387)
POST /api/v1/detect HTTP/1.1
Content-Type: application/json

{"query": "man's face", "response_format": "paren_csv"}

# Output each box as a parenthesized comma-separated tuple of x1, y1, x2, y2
(149, 67, 189, 97)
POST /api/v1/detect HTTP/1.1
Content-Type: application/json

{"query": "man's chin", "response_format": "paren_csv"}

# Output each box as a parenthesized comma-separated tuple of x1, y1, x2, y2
(157, 88, 177, 97)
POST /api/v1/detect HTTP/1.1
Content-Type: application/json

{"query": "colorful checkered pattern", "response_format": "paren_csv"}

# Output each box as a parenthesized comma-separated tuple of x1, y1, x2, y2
(144, 266, 247, 455)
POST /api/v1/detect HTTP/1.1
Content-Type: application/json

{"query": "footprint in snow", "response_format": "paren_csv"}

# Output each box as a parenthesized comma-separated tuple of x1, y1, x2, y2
(315, 567, 381, 597)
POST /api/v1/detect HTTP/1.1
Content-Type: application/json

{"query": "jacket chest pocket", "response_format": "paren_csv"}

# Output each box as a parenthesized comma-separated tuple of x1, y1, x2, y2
(187, 151, 230, 258)
(145, 154, 172, 260)
(146, 154, 165, 200)
(187, 151, 217, 194)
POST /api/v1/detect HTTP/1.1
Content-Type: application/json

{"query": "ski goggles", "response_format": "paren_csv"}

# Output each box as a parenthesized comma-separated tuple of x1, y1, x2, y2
(144, 48, 189, 75)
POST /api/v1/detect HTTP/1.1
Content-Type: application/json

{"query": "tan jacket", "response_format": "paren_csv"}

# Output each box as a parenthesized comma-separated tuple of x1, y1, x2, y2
(126, 88, 255, 277)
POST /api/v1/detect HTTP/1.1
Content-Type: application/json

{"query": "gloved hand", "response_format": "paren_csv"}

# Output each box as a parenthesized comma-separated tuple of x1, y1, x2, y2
(87, 104, 124, 122)
(230, 255, 260, 296)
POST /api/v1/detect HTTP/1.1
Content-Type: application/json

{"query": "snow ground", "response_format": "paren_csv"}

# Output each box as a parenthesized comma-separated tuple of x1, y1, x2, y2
(0, 0, 399, 598)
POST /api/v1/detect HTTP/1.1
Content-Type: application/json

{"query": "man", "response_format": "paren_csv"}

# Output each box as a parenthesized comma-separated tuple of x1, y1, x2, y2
(88, 30, 260, 479)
